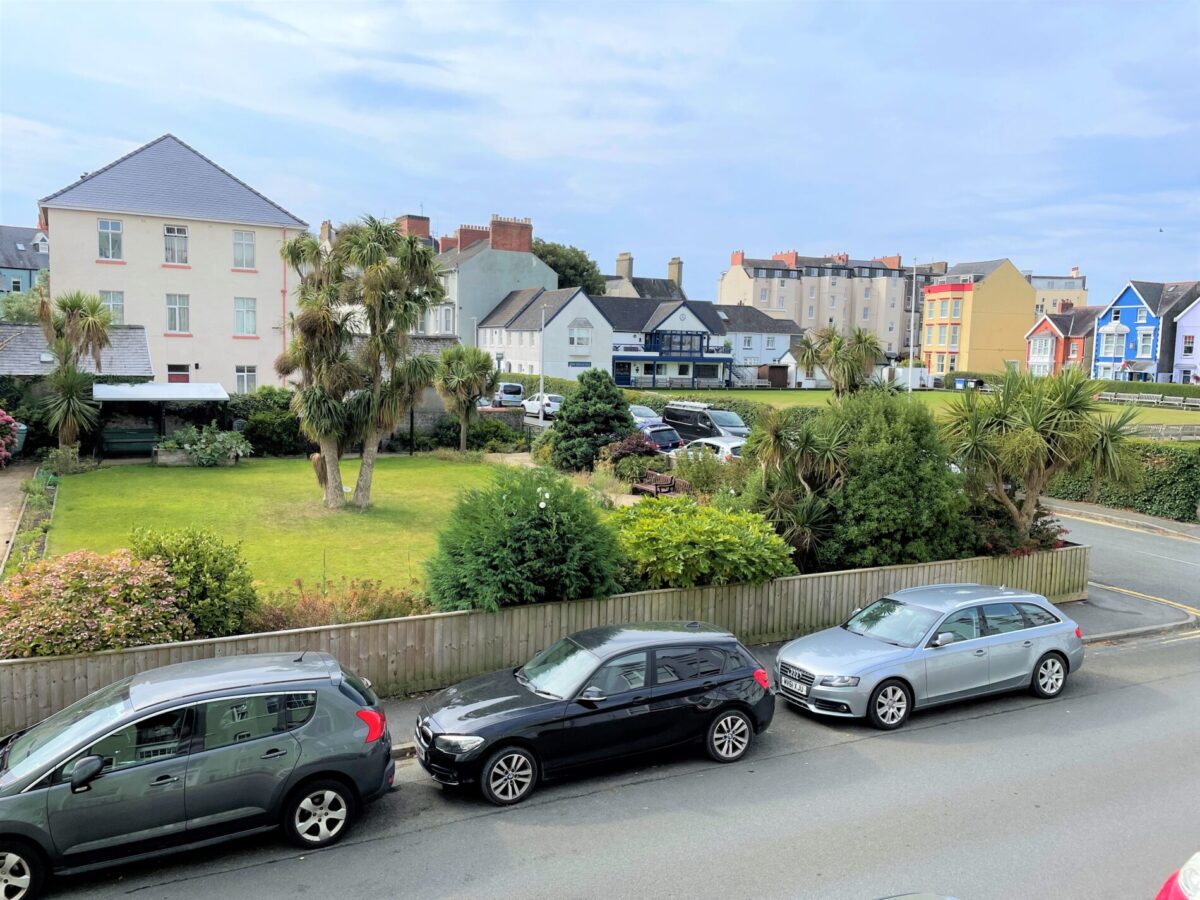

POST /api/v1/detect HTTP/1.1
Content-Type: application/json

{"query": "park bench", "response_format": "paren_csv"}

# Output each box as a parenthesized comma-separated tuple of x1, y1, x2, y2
(100, 426, 159, 455)
(1159, 395, 1184, 409)
(1184, 397, 1200, 411)
(1115, 392, 1139, 404)
(1098, 391, 1117, 402)
(632, 471, 692, 497)
(1137, 393, 1162, 406)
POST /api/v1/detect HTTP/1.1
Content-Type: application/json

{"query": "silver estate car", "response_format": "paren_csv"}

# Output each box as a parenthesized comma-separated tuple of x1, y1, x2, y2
(775, 584, 1084, 729)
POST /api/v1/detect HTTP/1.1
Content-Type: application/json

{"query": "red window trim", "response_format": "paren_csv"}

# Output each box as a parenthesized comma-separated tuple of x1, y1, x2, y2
(162, 263, 191, 269)
(232, 334, 260, 340)
(230, 267, 258, 274)
(96, 259, 126, 265)
(163, 332, 193, 337)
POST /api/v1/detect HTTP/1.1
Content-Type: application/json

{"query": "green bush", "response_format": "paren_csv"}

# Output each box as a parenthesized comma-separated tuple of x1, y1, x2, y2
(243, 409, 311, 456)
(427, 467, 623, 611)
(1047, 441, 1200, 522)
(672, 446, 725, 493)
(945, 372, 1200, 399)
(130, 527, 259, 637)
(814, 392, 979, 570)
(431, 414, 526, 452)
(612, 496, 796, 589)
(550, 369, 636, 470)
(612, 454, 656, 483)
(43, 444, 97, 476)
(157, 422, 252, 466)
(503, 372, 580, 398)
(0, 550, 193, 658)
(246, 579, 431, 631)
(229, 385, 295, 419)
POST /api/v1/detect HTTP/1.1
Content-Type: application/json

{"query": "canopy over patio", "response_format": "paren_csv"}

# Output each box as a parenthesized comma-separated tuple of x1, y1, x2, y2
(93, 382, 229, 402)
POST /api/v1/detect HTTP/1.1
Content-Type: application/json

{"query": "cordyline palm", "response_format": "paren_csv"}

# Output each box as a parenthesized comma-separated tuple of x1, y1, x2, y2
(38, 291, 112, 447)
(941, 368, 1138, 540)
(435, 345, 497, 452)
(793, 333, 821, 380)
(338, 218, 443, 507)
(745, 407, 798, 474)
(807, 325, 881, 397)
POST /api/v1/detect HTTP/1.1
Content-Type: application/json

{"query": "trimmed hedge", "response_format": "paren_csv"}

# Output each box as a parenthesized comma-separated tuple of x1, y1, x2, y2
(947, 371, 1200, 399)
(1046, 441, 1200, 522)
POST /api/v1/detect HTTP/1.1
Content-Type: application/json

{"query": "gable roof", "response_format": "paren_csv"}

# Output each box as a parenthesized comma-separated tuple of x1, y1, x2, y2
(946, 259, 1007, 279)
(590, 296, 669, 332)
(1154, 281, 1200, 319)
(1173, 284, 1200, 322)
(1099, 280, 1200, 320)
(604, 274, 687, 301)
(714, 305, 802, 334)
(0, 226, 49, 271)
(479, 288, 543, 328)
(0, 324, 153, 377)
(1025, 306, 1104, 342)
(507, 288, 585, 331)
(1026, 314, 1066, 340)
(434, 237, 492, 271)
(39, 134, 307, 229)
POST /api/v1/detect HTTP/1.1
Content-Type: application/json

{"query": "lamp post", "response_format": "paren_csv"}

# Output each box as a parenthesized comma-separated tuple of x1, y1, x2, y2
(538, 305, 546, 423)
(907, 258, 918, 392)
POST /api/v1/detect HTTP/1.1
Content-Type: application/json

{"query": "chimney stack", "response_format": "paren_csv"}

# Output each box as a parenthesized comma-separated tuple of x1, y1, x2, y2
(667, 256, 683, 289)
(616, 251, 634, 281)
(772, 250, 799, 269)
(489, 215, 533, 253)
(831, 252, 849, 266)
(319, 220, 333, 246)
(439, 234, 459, 253)
(397, 214, 431, 239)
(456, 224, 490, 250)
(1070, 266, 1080, 278)
(731, 250, 745, 266)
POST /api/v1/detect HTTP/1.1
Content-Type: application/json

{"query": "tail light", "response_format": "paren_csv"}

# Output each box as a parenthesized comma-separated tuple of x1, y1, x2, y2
(1075, 626, 1083, 639)
(356, 708, 387, 743)
(753, 668, 770, 690)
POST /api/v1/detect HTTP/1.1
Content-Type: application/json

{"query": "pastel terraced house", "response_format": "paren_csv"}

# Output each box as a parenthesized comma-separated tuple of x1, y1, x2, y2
(921, 259, 1034, 376)
(1091, 281, 1200, 382)
(1167, 283, 1200, 386)
(38, 134, 308, 393)
(1024, 305, 1102, 377)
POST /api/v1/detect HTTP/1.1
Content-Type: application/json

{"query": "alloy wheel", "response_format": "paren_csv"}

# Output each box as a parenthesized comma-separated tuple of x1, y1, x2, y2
(876, 685, 908, 725)
(0, 851, 32, 900)
(489, 752, 534, 802)
(1038, 657, 1065, 695)
(294, 789, 349, 844)
(712, 714, 751, 760)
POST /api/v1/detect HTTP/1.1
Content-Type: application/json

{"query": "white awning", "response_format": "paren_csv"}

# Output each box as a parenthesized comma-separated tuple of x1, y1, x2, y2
(93, 382, 230, 402)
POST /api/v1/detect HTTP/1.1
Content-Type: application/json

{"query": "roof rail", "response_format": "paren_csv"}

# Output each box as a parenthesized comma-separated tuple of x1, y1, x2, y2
(665, 400, 712, 410)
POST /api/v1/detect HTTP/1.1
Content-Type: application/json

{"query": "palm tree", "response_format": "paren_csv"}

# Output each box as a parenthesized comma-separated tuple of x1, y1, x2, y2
(338, 219, 443, 508)
(435, 345, 497, 452)
(38, 291, 113, 447)
(941, 368, 1139, 540)
(793, 333, 821, 383)
(745, 407, 799, 474)
(804, 325, 881, 397)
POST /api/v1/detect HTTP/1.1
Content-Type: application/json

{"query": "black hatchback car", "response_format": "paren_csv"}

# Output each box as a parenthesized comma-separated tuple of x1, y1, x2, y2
(414, 622, 775, 805)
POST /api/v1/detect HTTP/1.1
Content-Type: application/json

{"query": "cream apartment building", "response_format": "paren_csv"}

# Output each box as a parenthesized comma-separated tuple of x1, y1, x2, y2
(38, 134, 307, 394)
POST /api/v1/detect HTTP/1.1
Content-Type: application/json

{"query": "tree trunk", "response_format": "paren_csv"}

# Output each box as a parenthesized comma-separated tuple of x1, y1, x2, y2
(353, 426, 381, 508)
(458, 412, 469, 452)
(319, 435, 345, 509)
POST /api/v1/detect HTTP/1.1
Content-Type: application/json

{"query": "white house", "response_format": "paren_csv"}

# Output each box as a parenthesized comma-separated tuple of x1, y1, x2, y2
(1171, 284, 1200, 385)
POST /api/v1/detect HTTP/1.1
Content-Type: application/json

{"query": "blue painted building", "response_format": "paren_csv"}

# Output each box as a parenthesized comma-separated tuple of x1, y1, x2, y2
(1092, 281, 1193, 382)
(0, 226, 49, 297)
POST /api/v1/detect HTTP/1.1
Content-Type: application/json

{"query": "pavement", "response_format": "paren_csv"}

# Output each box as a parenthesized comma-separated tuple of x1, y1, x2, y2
(1046, 498, 1200, 542)
(54, 630, 1200, 900)
(0, 460, 34, 565)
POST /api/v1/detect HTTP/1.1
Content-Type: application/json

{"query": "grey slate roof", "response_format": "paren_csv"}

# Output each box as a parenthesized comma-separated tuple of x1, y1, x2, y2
(947, 259, 1007, 279)
(604, 274, 687, 301)
(434, 238, 491, 271)
(39, 134, 307, 229)
(1133, 280, 1200, 317)
(0, 324, 153, 377)
(714, 305, 802, 334)
(591, 296, 675, 333)
(0, 226, 48, 272)
(479, 288, 543, 328)
(507, 288, 584, 330)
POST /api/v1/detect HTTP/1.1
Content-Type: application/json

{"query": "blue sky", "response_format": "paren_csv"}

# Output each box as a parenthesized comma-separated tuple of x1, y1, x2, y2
(2, 0, 1196, 303)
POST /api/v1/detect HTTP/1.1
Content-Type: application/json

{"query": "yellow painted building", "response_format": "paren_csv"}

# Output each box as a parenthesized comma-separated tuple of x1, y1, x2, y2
(921, 259, 1035, 375)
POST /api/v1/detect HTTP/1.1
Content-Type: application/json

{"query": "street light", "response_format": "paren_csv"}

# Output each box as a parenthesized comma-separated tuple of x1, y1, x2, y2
(907, 258, 918, 393)
(538, 305, 547, 424)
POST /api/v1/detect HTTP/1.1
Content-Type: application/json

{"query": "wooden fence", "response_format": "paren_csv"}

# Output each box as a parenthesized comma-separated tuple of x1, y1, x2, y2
(0, 545, 1089, 734)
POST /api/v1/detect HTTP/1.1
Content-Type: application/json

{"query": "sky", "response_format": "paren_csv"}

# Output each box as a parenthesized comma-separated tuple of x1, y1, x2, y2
(1, 0, 1197, 304)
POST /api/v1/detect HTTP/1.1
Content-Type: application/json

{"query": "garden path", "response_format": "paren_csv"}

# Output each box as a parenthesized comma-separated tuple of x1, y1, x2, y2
(0, 462, 32, 563)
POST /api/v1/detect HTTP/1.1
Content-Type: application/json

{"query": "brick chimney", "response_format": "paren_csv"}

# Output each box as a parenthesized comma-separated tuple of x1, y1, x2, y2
(397, 214, 430, 238)
(730, 250, 745, 266)
(830, 252, 849, 266)
(772, 250, 799, 269)
(872, 255, 902, 269)
(1060, 301, 1075, 313)
(489, 215, 532, 252)
(616, 252, 634, 280)
(667, 256, 683, 289)
(456, 224, 489, 250)
(1070, 266, 1080, 278)
(319, 219, 334, 246)
(439, 234, 459, 253)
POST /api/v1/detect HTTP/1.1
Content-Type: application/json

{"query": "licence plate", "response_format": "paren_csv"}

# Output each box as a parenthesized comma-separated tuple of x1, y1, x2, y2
(782, 676, 808, 696)
(414, 741, 425, 762)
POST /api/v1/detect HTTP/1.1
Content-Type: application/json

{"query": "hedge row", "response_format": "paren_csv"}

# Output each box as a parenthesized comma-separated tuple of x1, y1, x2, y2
(946, 371, 1200, 399)
(1046, 441, 1200, 522)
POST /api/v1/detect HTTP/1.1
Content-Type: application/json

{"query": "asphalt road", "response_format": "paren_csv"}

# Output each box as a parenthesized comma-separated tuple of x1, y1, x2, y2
(53, 631, 1200, 900)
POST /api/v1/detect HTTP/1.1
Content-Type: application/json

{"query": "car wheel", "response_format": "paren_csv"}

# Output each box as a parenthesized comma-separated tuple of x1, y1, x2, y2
(705, 708, 754, 763)
(0, 840, 46, 900)
(283, 779, 357, 849)
(867, 679, 912, 730)
(1030, 652, 1068, 698)
(480, 746, 539, 806)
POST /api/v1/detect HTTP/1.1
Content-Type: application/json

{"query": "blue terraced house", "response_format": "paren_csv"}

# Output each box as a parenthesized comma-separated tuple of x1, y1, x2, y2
(1091, 280, 1193, 382)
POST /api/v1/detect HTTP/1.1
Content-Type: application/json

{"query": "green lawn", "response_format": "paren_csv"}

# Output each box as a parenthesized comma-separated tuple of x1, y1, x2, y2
(644, 388, 1200, 425)
(49, 457, 494, 592)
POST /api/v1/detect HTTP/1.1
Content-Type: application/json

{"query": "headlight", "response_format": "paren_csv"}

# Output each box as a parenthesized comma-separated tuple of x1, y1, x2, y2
(819, 675, 861, 687)
(433, 734, 485, 754)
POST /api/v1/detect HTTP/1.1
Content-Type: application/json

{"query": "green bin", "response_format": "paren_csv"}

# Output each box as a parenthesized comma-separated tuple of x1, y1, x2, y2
(13, 422, 28, 454)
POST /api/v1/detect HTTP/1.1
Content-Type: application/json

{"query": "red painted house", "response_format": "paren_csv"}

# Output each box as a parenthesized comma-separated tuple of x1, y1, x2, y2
(1024, 304, 1102, 376)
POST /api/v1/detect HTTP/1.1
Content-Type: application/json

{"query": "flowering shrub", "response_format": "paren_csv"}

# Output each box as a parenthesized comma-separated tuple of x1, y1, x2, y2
(246, 579, 431, 632)
(158, 422, 252, 466)
(0, 409, 18, 468)
(0, 550, 193, 658)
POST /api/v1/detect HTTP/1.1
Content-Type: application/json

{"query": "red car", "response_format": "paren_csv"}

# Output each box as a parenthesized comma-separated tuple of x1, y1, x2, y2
(1157, 851, 1200, 900)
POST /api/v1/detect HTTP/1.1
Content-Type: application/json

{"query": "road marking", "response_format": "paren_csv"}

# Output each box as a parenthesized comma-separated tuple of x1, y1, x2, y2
(1055, 512, 1200, 544)
(1089, 581, 1200, 615)
(1136, 550, 1200, 568)
(1161, 631, 1200, 644)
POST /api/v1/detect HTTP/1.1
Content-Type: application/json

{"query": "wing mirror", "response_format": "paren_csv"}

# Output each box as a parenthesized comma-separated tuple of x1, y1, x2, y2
(70, 755, 104, 793)
(579, 686, 607, 704)
(931, 632, 956, 648)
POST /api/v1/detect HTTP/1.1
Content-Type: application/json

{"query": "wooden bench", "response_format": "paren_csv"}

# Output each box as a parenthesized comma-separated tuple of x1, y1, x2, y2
(1185, 397, 1200, 411)
(632, 470, 692, 497)
(1115, 392, 1140, 404)
(1098, 391, 1117, 402)
(1137, 393, 1163, 406)
(100, 427, 159, 455)
(1160, 395, 1185, 408)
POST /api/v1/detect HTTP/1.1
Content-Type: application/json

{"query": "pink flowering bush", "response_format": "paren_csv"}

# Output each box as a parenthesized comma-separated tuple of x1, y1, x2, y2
(0, 550, 194, 658)
(0, 410, 18, 468)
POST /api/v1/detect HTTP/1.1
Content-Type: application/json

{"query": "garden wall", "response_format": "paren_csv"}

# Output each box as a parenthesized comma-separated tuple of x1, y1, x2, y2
(0, 544, 1090, 733)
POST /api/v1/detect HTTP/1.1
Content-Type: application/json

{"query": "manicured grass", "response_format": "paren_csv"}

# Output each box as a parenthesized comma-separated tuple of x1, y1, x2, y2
(644, 388, 1200, 424)
(48, 456, 494, 592)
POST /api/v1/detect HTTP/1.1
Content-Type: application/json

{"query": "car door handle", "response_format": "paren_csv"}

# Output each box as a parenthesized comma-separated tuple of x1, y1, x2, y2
(260, 748, 289, 760)
(150, 774, 179, 786)
(973, 649, 986, 656)
(1022, 641, 1032, 647)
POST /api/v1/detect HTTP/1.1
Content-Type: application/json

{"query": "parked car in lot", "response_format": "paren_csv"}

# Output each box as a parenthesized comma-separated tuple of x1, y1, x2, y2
(414, 622, 775, 805)
(628, 404, 663, 429)
(493, 382, 525, 407)
(0, 653, 393, 899)
(521, 392, 563, 418)
(775, 584, 1083, 730)
(663, 401, 749, 442)
(673, 436, 746, 462)
(641, 423, 684, 453)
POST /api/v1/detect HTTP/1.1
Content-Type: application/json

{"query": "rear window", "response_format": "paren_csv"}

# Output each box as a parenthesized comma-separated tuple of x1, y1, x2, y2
(649, 428, 680, 444)
(339, 669, 378, 707)
(501, 384, 522, 395)
(548, 395, 564, 403)
(1017, 603, 1060, 627)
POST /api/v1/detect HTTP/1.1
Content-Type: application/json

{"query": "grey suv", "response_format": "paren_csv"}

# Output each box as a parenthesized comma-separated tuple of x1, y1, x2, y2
(0, 652, 393, 899)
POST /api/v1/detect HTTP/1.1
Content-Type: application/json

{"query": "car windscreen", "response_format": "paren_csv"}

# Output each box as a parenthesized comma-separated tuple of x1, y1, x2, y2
(517, 637, 599, 699)
(501, 385, 522, 395)
(842, 598, 941, 648)
(649, 428, 680, 445)
(709, 410, 746, 428)
(0, 679, 132, 786)
(629, 405, 657, 418)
